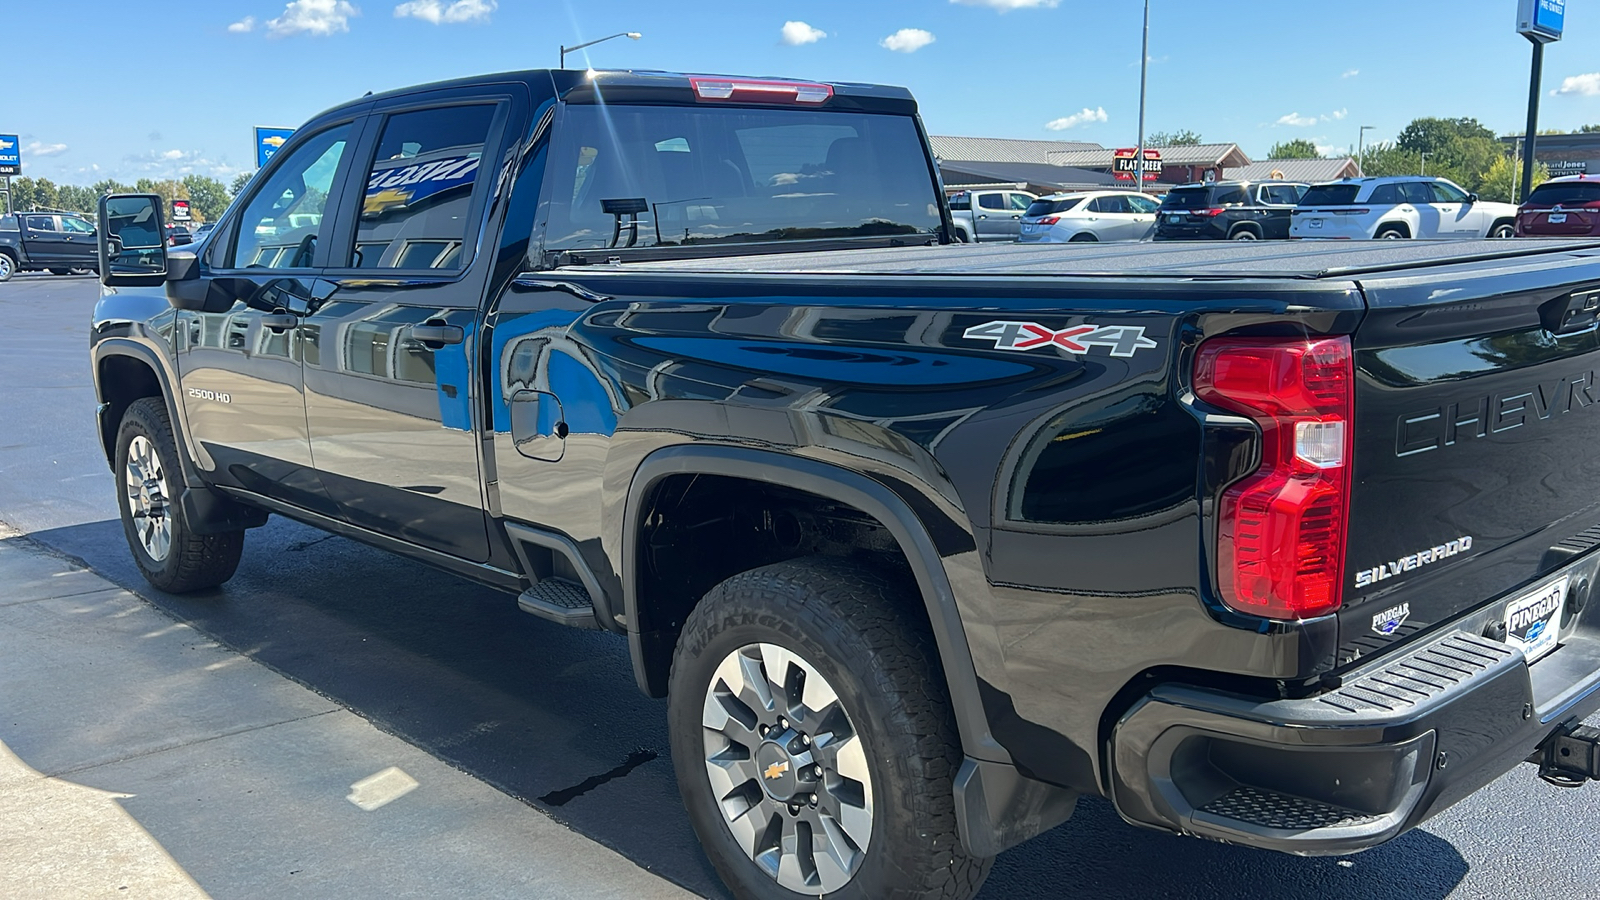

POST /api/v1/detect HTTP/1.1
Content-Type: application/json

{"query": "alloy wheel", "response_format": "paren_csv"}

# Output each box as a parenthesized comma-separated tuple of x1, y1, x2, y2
(701, 642, 874, 895)
(124, 435, 172, 562)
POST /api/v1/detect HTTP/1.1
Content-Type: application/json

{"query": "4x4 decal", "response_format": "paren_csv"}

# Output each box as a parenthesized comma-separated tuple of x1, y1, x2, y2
(962, 320, 1157, 358)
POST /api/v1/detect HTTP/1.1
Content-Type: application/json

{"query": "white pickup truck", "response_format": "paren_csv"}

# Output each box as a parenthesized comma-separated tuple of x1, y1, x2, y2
(946, 188, 1036, 242)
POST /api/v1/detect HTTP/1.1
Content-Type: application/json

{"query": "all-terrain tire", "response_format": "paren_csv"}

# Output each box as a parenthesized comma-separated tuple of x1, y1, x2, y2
(668, 557, 992, 900)
(115, 397, 244, 592)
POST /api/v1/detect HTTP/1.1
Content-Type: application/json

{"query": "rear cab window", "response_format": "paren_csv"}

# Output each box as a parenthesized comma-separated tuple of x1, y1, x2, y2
(0, 215, 16, 231)
(1299, 184, 1361, 206)
(540, 104, 942, 257)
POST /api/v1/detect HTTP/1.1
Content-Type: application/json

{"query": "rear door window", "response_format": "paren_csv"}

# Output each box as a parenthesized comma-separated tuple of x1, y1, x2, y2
(348, 103, 498, 270)
(1211, 186, 1249, 206)
(24, 215, 56, 232)
(1259, 184, 1302, 205)
(1368, 183, 1401, 205)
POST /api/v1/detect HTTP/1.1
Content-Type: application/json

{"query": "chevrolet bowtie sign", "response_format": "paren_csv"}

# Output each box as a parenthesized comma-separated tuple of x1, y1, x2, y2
(0, 135, 19, 176)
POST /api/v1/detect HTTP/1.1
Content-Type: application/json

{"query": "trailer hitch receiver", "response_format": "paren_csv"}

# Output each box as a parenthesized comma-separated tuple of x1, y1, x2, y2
(1529, 723, 1600, 787)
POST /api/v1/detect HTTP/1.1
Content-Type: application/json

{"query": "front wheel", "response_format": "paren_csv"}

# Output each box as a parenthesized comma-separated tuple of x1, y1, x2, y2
(0, 253, 14, 282)
(669, 558, 991, 900)
(115, 397, 244, 592)
(1376, 227, 1407, 240)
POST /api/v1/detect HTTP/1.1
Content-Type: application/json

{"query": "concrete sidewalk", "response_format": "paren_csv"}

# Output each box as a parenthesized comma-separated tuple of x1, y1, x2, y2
(0, 528, 698, 899)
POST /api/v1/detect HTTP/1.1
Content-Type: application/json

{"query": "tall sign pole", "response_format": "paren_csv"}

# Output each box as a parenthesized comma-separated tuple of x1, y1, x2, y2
(1134, 0, 1150, 191)
(1516, 0, 1565, 202)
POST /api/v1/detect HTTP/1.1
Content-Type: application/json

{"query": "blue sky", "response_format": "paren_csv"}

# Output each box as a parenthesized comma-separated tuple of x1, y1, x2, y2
(10, 0, 1600, 185)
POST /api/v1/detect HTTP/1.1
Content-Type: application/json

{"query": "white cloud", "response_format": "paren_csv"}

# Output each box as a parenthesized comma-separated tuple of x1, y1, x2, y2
(781, 21, 826, 45)
(1276, 111, 1318, 127)
(1327, 108, 1348, 121)
(1555, 73, 1600, 96)
(1341, 68, 1359, 78)
(267, 0, 358, 37)
(949, 0, 1060, 10)
(1045, 107, 1108, 131)
(228, 16, 256, 32)
(123, 149, 241, 180)
(393, 0, 495, 24)
(1315, 142, 1344, 156)
(880, 28, 935, 53)
(25, 141, 68, 157)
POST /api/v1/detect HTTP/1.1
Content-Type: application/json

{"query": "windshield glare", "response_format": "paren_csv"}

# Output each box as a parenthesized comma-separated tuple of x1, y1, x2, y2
(1160, 188, 1212, 210)
(541, 104, 942, 254)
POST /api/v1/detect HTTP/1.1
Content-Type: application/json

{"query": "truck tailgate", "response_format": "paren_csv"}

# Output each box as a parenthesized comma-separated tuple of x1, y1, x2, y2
(1343, 249, 1600, 664)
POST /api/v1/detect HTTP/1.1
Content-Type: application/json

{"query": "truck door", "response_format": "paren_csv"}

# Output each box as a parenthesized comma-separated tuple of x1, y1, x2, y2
(58, 215, 101, 269)
(177, 119, 361, 509)
(22, 214, 69, 265)
(975, 191, 1022, 241)
(302, 90, 519, 562)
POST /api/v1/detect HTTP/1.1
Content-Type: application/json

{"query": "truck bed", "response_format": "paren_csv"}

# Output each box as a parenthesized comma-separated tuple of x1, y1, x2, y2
(587, 238, 1600, 281)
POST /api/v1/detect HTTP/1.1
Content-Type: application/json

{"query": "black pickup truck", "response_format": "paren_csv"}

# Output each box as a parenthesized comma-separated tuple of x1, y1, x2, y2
(90, 68, 1600, 900)
(0, 210, 100, 280)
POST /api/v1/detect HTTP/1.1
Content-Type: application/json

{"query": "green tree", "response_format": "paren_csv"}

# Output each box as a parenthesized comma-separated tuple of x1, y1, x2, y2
(1580, 124, 1600, 134)
(1396, 117, 1497, 154)
(1391, 117, 1503, 193)
(91, 178, 134, 197)
(1478, 155, 1549, 204)
(1359, 141, 1422, 178)
(181, 174, 230, 223)
(11, 177, 60, 212)
(229, 171, 256, 197)
(55, 184, 98, 215)
(134, 178, 191, 221)
(1145, 129, 1202, 147)
(1268, 139, 1321, 159)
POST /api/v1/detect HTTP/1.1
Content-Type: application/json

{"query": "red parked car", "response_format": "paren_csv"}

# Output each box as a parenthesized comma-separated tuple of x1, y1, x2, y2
(1517, 174, 1600, 236)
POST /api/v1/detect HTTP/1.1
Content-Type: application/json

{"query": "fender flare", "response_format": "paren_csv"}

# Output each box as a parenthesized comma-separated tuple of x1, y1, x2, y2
(623, 443, 1009, 765)
(92, 338, 202, 485)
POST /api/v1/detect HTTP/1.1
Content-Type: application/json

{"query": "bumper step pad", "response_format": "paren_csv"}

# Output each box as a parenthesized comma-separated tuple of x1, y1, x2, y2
(1200, 786, 1381, 831)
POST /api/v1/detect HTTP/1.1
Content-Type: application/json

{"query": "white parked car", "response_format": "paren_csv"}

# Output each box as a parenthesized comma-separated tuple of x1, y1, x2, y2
(1291, 176, 1518, 240)
(1017, 191, 1160, 243)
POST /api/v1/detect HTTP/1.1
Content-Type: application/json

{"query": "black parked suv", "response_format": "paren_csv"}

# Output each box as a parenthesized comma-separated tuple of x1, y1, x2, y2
(1154, 180, 1307, 241)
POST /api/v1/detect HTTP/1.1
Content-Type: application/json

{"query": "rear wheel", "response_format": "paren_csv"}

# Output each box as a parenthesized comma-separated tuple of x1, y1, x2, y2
(1376, 226, 1408, 240)
(48, 267, 71, 276)
(1068, 232, 1098, 243)
(115, 397, 244, 592)
(1229, 227, 1260, 241)
(669, 558, 991, 900)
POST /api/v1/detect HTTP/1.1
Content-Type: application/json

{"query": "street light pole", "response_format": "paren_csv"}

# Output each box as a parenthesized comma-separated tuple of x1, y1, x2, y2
(1134, 0, 1150, 192)
(560, 31, 642, 69)
(1420, 152, 1429, 176)
(1357, 125, 1375, 177)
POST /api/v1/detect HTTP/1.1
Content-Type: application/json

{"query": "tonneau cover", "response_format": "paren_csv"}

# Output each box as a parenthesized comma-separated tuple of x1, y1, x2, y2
(583, 239, 1600, 281)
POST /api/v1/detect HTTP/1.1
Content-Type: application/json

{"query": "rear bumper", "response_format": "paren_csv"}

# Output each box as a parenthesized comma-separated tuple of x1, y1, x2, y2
(1110, 606, 1600, 855)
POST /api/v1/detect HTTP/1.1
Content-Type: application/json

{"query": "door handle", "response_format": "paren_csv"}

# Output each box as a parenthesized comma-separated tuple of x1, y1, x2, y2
(977, 214, 988, 219)
(260, 313, 298, 332)
(409, 323, 464, 347)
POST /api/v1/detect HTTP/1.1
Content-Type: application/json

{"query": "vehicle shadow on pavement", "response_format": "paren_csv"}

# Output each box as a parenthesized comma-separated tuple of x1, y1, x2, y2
(23, 520, 1468, 900)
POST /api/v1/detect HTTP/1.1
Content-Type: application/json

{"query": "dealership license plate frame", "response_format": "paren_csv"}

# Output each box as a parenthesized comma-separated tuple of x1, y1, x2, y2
(1550, 213, 1568, 224)
(1504, 575, 1568, 664)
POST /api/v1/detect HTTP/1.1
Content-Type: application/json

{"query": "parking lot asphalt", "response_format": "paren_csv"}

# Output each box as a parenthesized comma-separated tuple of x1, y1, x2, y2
(6, 271, 1600, 899)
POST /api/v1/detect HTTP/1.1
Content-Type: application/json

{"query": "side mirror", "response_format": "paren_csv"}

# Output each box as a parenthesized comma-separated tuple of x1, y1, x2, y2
(1467, 193, 1480, 203)
(97, 193, 168, 287)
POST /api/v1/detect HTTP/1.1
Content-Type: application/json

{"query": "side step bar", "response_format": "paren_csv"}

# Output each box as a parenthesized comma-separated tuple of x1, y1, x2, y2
(517, 578, 600, 629)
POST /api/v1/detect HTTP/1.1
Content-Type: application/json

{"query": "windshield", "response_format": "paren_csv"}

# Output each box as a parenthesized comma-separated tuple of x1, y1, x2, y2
(541, 104, 942, 255)
(1160, 188, 1212, 210)
(1300, 184, 1362, 206)
(1525, 182, 1600, 206)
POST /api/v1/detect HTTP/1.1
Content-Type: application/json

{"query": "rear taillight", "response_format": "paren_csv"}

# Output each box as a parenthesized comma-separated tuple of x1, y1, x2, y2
(1329, 208, 1370, 216)
(690, 77, 833, 104)
(1201, 208, 1227, 217)
(1194, 335, 1354, 620)
(1035, 216, 1060, 225)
